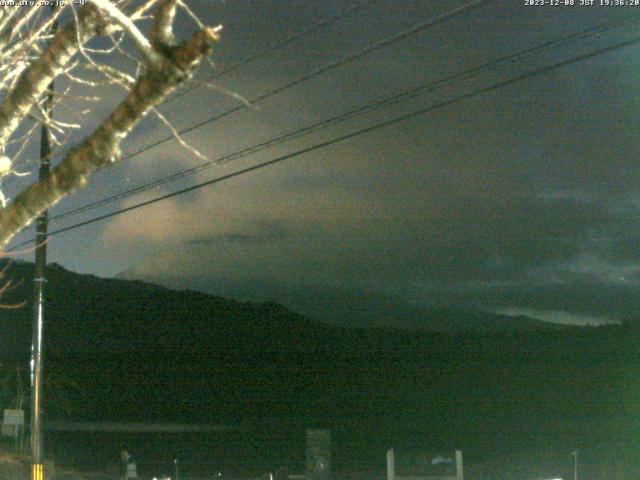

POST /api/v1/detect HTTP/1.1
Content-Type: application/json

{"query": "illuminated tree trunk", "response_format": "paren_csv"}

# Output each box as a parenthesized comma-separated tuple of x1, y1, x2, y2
(0, 0, 220, 247)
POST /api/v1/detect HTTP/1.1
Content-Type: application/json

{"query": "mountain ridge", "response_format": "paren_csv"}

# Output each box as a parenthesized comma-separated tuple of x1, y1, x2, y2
(110, 261, 573, 334)
(0, 260, 636, 480)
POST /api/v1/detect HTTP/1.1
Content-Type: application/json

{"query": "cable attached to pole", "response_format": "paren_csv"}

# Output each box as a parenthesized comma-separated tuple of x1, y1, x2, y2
(30, 8, 57, 480)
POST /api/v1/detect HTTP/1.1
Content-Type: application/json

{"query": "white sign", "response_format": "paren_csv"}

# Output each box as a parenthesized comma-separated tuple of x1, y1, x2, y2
(126, 462, 138, 479)
(3, 409, 24, 426)
(1, 424, 17, 437)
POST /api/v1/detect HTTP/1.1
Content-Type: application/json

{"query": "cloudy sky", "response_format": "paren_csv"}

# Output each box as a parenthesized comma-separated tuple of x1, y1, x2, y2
(6, 0, 640, 326)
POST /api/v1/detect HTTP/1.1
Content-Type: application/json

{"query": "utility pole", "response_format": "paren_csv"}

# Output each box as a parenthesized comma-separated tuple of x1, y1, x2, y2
(31, 19, 56, 480)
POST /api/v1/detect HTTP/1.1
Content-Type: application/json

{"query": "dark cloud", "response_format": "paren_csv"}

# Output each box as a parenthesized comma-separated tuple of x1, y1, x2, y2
(186, 220, 291, 246)
(11, 1, 640, 327)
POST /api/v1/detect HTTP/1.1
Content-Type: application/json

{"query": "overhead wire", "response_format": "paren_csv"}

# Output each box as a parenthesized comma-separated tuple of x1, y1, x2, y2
(161, 0, 384, 107)
(8, 32, 640, 252)
(119, 0, 491, 161)
(1, 0, 382, 190)
(49, 11, 640, 222)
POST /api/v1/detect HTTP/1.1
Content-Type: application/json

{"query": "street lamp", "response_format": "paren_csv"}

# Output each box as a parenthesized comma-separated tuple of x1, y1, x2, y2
(571, 450, 578, 480)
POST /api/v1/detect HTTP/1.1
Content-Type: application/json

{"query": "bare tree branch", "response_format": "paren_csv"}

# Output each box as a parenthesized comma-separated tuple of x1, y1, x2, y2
(0, 0, 223, 247)
(91, 0, 162, 66)
(0, 24, 220, 246)
(0, 5, 106, 149)
(151, 0, 179, 48)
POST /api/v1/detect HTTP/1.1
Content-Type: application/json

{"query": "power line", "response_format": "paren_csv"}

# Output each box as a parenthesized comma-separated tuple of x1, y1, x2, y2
(51, 12, 640, 221)
(2, 0, 382, 192)
(121, 0, 491, 160)
(162, 0, 383, 106)
(8, 33, 640, 252)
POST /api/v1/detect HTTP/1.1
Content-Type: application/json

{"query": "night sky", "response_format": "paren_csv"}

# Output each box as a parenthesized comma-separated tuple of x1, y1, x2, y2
(6, 0, 640, 327)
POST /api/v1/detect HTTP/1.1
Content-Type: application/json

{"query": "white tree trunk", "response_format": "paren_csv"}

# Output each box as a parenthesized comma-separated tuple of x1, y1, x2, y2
(0, 1, 220, 247)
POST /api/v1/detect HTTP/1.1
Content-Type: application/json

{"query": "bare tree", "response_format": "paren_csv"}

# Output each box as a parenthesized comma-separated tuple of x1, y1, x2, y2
(0, 0, 220, 247)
